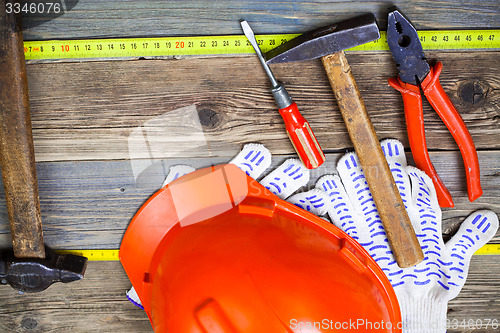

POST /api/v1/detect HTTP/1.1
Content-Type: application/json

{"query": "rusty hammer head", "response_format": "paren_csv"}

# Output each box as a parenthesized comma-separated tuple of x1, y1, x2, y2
(0, 246, 87, 293)
(265, 13, 380, 64)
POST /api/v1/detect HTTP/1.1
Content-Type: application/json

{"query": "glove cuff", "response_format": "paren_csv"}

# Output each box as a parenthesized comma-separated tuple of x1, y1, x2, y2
(398, 294, 448, 333)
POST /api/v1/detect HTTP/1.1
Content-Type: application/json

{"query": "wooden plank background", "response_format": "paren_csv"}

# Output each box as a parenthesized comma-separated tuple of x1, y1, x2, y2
(1, 0, 499, 331)
(0, 257, 499, 333)
(21, 0, 500, 40)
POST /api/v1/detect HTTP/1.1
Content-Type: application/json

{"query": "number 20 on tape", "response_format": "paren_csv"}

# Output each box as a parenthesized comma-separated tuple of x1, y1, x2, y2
(23, 30, 500, 60)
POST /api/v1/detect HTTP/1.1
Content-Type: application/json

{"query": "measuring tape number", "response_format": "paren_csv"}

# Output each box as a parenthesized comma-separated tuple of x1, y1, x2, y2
(24, 30, 499, 60)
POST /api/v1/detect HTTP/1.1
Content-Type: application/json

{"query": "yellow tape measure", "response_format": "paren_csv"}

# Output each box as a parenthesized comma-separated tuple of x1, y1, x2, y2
(24, 30, 499, 60)
(474, 244, 500, 256)
(56, 249, 119, 261)
(58, 244, 500, 261)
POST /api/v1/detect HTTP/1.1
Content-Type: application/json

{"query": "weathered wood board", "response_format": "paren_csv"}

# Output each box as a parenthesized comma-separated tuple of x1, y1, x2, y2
(0, 258, 498, 333)
(23, 52, 499, 162)
(0, 150, 498, 248)
(21, 0, 500, 41)
(0, 57, 497, 331)
(0, 0, 499, 331)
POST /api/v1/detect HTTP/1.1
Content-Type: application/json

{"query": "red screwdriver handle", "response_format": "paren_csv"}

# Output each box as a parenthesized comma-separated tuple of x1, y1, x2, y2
(421, 62, 482, 203)
(278, 102, 325, 169)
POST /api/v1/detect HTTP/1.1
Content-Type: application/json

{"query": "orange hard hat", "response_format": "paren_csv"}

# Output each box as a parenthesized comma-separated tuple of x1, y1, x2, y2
(120, 164, 401, 332)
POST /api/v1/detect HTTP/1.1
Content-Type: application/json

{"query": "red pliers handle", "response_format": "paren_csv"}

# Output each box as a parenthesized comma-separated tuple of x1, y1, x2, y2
(389, 62, 482, 207)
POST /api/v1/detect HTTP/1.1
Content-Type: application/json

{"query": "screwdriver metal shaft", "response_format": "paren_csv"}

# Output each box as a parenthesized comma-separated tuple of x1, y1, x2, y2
(240, 21, 279, 88)
(241, 20, 325, 169)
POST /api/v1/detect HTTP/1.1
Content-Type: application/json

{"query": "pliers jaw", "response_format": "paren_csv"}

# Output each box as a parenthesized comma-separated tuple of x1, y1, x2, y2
(387, 8, 483, 208)
(387, 8, 430, 86)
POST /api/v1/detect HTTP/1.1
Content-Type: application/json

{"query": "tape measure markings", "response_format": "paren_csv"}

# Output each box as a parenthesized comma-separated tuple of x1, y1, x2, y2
(23, 34, 298, 60)
(57, 244, 500, 261)
(416, 30, 498, 49)
(24, 30, 499, 60)
(56, 249, 119, 261)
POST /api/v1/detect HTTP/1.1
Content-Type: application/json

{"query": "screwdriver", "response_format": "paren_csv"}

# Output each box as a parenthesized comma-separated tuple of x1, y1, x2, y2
(240, 21, 325, 169)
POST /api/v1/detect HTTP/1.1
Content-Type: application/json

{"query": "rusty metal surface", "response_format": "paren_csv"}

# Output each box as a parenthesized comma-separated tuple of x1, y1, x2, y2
(265, 13, 380, 64)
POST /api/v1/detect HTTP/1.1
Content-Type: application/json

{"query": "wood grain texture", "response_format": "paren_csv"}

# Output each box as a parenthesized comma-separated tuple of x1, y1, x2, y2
(21, 0, 500, 40)
(447, 256, 500, 333)
(0, 261, 153, 333)
(0, 151, 498, 249)
(322, 51, 423, 267)
(0, 1, 497, 330)
(0, 258, 498, 332)
(23, 51, 500, 162)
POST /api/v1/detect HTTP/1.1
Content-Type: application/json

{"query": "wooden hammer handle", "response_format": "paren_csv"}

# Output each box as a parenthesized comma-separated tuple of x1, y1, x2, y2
(0, 8, 45, 259)
(322, 51, 423, 268)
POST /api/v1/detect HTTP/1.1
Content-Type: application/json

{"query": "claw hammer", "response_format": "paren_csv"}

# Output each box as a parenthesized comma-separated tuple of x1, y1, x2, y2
(265, 14, 424, 267)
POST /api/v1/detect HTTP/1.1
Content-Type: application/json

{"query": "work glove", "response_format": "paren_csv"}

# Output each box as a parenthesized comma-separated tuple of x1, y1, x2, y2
(287, 139, 498, 333)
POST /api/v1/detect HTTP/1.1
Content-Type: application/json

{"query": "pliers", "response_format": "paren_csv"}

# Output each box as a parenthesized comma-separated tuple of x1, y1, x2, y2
(387, 8, 482, 208)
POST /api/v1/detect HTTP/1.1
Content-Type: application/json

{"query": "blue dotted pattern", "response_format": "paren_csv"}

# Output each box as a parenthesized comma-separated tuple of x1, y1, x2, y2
(316, 140, 495, 294)
(263, 162, 307, 197)
(292, 192, 326, 212)
(236, 148, 267, 176)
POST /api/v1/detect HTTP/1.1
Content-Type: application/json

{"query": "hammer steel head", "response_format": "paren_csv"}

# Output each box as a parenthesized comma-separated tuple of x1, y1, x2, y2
(265, 13, 380, 64)
(0, 246, 87, 293)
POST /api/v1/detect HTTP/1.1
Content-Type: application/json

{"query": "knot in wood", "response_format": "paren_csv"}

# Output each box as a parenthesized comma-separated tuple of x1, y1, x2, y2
(21, 318, 38, 330)
(458, 80, 488, 105)
(197, 106, 222, 130)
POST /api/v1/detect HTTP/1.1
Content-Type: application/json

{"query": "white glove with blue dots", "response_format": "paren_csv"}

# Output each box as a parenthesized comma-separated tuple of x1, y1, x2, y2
(289, 139, 498, 333)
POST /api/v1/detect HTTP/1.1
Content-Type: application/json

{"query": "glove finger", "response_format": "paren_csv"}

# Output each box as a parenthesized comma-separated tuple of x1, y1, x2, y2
(229, 143, 271, 180)
(336, 152, 374, 213)
(445, 210, 499, 287)
(380, 140, 424, 270)
(288, 189, 329, 216)
(406, 166, 441, 235)
(335, 153, 388, 247)
(380, 139, 412, 210)
(380, 139, 407, 167)
(162, 165, 196, 187)
(407, 166, 444, 263)
(316, 174, 370, 246)
(260, 158, 310, 199)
